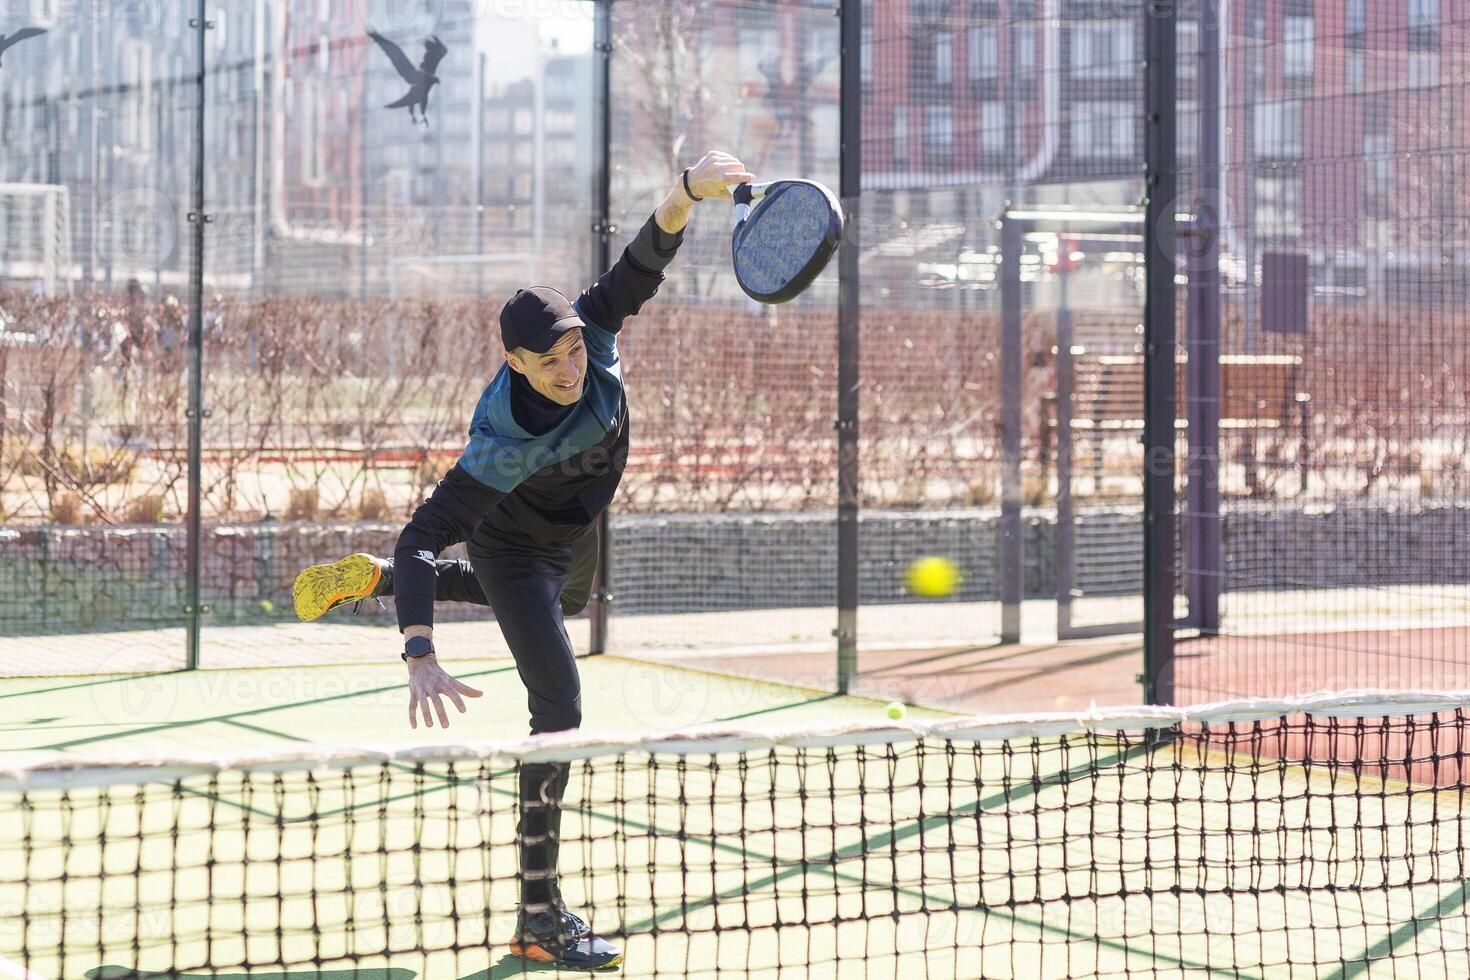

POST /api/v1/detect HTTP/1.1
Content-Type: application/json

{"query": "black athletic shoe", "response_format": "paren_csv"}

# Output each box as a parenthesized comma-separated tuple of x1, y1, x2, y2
(509, 906, 622, 971)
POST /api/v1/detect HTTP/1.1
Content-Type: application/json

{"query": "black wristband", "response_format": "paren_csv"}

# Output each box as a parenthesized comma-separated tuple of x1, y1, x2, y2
(681, 168, 703, 202)
(402, 635, 435, 661)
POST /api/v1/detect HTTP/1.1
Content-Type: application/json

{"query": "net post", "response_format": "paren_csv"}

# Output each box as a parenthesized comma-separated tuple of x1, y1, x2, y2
(835, 0, 862, 694)
(1142, 0, 1179, 704)
(587, 0, 614, 657)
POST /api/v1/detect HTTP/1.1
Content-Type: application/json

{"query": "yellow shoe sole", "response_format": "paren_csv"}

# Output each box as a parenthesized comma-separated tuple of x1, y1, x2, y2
(292, 553, 382, 622)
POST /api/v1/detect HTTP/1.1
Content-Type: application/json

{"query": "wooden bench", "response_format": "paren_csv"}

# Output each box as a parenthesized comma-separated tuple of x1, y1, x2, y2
(1041, 352, 1311, 494)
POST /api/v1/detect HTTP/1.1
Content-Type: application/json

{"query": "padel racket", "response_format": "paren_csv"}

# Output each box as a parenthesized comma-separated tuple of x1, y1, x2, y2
(731, 179, 844, 304)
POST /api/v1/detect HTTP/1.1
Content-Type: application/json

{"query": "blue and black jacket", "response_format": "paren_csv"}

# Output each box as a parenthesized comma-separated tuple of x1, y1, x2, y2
(392, 212, 683, 631)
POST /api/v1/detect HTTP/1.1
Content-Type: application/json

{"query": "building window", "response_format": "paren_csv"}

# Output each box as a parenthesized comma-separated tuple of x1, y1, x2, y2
(513, 110, 532, 134)
(1015, 26, 1036, 80)
(893, 105, 909, 164)
(980, 101, 1005, 154)
(929, 106, 952, 163)
(1070, 101, 1134, 158)
(1407, 51, 1438, 87)
(969, 26, 999, 81)
(1178, 105, 1197, 158)
(1346, 0, 1366, 34)
(1254, 100, 1301, 157)
(1179, 20, 1199, 81)
(1409, 0, 1439, 30)
(1365, 133, 1394, 198)
(861, 25, 872, 86)
(1283, 16, 1313, 79)
(1071, 22, 1134, 80)
(1255, 176, 1301, 236)
(1345, 51, 1364, 91)
(933, 31, 953, 84)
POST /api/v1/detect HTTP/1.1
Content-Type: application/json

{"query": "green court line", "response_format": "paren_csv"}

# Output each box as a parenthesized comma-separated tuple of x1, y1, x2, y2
(0, 671, 187, 701)
(218, 718, 314, 742)
(35, 664, 523, 753)
(715, 692, 843, 722)
(1328, 879, 1470, 980)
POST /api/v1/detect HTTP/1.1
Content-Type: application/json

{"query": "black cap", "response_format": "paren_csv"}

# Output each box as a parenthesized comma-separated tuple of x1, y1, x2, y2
(500, 286, 584, 354)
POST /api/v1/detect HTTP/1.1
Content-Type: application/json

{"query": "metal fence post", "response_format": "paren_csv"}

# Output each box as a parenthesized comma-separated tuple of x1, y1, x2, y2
(184, 4, 209, 670)
(588, 0, 614, 656)
(999, 213, 1023, 645)
(1143, 0, 1179, 704)
(835, 0, 862, 693)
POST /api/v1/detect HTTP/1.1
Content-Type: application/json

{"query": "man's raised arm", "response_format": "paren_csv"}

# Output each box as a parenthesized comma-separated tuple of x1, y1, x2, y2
(575, 151, 754, 333)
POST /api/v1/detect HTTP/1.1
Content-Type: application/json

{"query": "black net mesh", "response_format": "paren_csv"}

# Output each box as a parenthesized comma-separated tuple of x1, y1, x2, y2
(6, 700, 1470, 977)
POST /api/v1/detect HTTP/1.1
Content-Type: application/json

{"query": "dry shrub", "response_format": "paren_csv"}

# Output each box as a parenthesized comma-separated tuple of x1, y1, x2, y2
(286, 487, 319, 520)
(1023, 472, 1052, 507)
(965, 478, 998, 506)
(124, 493, 165, 524)
(18, 443, 134, 484)
(50, 492, 82, 524)
(357, 488, 389, 520)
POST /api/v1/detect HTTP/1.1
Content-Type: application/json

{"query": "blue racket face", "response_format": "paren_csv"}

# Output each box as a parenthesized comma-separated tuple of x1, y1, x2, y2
(733, 181, 842, 303)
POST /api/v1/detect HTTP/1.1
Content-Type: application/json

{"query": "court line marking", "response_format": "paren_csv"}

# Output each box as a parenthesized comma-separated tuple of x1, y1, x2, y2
(1328, 879, 1470, 980)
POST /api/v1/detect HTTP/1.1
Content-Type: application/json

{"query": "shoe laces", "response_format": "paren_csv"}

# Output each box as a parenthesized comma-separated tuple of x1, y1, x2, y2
(351, 596, 386, 616)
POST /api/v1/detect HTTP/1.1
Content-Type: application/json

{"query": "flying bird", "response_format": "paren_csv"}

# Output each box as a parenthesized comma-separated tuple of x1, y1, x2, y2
(0, 27, 46, 69)
(368, 31, 447, 126)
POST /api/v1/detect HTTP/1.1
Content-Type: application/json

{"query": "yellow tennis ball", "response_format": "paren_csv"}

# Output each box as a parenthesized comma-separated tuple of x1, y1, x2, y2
(906, 556, 960, 598)
(886, 701, 907, 720)
(259, 599, 274, 613)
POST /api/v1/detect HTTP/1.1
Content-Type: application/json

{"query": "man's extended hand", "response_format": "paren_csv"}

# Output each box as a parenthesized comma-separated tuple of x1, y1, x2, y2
(684, 150, 755, 201)
(656, 150, 756, 235)
(406, 653, 484, 729)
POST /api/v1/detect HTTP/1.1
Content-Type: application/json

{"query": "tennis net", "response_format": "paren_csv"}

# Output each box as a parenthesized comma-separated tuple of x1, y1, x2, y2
(4, 692, 1470, 978)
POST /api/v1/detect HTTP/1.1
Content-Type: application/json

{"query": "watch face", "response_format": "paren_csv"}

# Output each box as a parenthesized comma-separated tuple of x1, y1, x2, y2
(405, 636, 435, 658)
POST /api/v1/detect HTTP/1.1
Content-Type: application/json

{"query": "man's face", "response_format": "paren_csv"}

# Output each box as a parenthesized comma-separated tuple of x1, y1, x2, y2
(506, 328, 587, 406)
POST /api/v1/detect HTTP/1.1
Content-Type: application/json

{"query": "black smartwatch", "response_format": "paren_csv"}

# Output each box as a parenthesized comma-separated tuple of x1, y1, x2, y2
(402, 635, 435, 662)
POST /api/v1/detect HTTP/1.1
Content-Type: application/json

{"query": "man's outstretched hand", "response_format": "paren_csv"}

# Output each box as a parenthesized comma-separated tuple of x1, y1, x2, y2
(406, 654, 484, 729)
(684, 150, 755, 201)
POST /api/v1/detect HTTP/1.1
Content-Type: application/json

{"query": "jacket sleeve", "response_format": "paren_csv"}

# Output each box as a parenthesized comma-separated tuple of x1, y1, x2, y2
(574, 211, 684, 335)
(392, 462, 505, 632)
